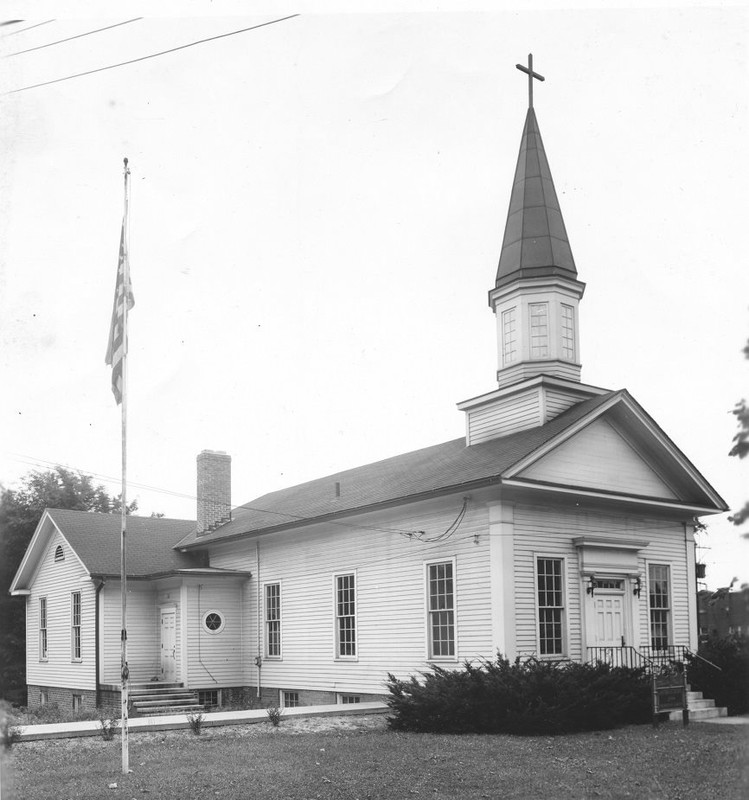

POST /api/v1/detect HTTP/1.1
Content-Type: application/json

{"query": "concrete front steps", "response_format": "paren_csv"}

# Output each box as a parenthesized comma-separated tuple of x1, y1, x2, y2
(669, 689, 727, 722)
(130, 682, 203, 716)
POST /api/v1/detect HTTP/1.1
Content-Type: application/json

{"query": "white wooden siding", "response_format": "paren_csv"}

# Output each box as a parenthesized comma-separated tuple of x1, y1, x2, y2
(497, 359, 581, 388)
(26, 530, 96, 691)
(467, 387, 541, 444)
(209, 496, 494, 693)
(544, 388, 584, 421)
(511, 504, 691, 659)
(183, 580, 245, 688)
(100, 583, 158, 684)
(518, 418, 678, 499)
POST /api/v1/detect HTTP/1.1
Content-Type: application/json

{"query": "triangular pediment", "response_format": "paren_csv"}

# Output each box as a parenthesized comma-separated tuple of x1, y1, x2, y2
(516, 417, 678, 500)
(505, 391, 727, 512)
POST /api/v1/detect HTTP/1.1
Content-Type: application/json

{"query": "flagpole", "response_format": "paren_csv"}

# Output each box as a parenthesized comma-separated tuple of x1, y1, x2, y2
(120, 157, 130, 776)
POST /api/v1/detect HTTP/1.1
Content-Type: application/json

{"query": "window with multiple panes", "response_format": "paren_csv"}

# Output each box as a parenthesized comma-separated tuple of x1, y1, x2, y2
(39, 597, 48, 660)
(502, 307, 518, 365)
(198, 689, 220, 709)
(338, 694, 361, 704)
(202, 610, 224, 634)
(649, 564, 671, 650)
(529, 303, 549, 358)
(427, 561, 455, 659)
(537, 558, 564, 655)
(71, 592, 81, 661)
(561, 304, 575, 361)
(335, 573, 357, 658)
(282, 691, 299, 708)
(265, 583, 281, 658)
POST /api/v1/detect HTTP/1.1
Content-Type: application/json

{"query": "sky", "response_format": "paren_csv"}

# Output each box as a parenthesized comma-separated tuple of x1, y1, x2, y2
(1, 1, 747, 592)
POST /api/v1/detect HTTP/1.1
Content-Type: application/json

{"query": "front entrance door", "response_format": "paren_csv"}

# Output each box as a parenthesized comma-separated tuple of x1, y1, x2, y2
(591, 591, 626, 647)
(160, 609, 177, 682)
(585, 578, 632, 651)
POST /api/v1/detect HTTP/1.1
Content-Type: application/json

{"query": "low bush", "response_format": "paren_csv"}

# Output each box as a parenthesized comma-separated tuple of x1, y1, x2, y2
(186, 710, 205, 735)
(687, 634, 749, 715)
(0, 700, 21, 749)
(266, 705, 283, 727)
(97, 715, 119, 741)
(387, 655, 651, 735)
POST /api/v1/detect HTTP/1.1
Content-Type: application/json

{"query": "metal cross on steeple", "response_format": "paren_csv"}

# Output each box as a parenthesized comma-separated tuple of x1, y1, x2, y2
(516, 53, 545, 108)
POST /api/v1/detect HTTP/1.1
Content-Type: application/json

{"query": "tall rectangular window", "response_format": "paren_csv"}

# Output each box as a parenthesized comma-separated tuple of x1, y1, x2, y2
(39, 597, 48, 661)
(335, 573, 356, 658)
(537, 558, 564, 655)
(561, 304, 575, 361)
(427, 561, 455, 659)
(71, 592, 81, 661)
(529, 303, 549, 358)
(502, 307, 518, 365)
(264, 583, 281, 659)
(649, 564, 671, 650)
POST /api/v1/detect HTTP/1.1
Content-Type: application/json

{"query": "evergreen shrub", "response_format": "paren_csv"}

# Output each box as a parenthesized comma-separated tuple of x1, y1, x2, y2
(386, 655, 651, 735)
(686, 635, 749, 715)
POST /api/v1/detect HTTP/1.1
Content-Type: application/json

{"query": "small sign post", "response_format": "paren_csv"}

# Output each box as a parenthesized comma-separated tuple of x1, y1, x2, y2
(652, 666, 689, 727)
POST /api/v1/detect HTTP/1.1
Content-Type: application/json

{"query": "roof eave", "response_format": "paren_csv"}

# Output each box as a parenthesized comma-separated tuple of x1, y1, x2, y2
(501, 478, 727, 516)
(177, 474, 505, 551)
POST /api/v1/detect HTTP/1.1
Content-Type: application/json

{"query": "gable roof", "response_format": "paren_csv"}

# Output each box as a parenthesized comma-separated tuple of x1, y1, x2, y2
(178, 388, 727, 551)
(9, 510, 200, 592)
(177, 392, 617, 549)
(47, 509, 199, 577)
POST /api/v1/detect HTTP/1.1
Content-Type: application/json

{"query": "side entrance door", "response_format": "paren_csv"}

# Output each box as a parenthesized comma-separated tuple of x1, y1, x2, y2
(160, 609, 177, 682)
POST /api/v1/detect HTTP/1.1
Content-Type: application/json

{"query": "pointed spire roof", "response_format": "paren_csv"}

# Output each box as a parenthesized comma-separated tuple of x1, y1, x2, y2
(495, 107, 577, 288)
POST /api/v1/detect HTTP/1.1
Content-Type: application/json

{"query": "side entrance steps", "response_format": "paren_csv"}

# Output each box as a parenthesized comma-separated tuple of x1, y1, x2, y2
(129, 682, 204, 716)
(669, 689, 728, 722)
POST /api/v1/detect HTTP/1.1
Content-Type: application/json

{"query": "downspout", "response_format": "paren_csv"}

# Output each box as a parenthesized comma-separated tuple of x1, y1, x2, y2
(197, 583, 218, 683)
(255, 540, 262, 699)
(94, 578, 105, 709)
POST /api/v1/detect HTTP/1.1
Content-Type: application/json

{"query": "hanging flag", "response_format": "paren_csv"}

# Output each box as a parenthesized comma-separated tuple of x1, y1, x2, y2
(105, 225, 134, 404)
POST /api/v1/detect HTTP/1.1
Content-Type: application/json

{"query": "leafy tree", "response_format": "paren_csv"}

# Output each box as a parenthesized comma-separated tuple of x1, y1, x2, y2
(728, 337, 749, 529)
(0, 467, 137, 703)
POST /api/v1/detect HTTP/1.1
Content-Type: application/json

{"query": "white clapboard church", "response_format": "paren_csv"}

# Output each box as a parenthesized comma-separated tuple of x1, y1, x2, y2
(10, 59, 727, 715)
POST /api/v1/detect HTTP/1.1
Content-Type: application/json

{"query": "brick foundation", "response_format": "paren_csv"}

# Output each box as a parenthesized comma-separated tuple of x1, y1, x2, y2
(27, 685, 97, 713)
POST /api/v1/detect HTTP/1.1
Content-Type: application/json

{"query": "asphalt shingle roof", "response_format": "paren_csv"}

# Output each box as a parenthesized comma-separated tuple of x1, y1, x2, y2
(178, 392, 616, 549)
(48, 509, 198, 577)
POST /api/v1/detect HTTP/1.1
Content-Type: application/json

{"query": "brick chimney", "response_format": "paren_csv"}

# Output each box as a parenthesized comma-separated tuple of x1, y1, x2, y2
(196, 450, 231, 536)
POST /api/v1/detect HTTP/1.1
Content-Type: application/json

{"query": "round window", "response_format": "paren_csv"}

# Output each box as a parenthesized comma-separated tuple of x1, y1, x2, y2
(202, 610, 225, 634)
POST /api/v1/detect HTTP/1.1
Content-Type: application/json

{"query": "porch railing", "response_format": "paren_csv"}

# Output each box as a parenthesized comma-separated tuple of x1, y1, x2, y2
(586, 645, 689, 674)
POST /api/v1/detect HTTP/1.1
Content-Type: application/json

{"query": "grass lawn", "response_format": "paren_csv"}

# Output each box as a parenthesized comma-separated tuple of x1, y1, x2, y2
(2, 715, 748, 800)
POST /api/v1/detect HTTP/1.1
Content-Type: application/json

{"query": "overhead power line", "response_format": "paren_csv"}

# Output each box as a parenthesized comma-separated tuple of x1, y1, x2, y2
(3, 20, 54, 36)
(4, 18, 143, 58)
(4, 14, 300, 95)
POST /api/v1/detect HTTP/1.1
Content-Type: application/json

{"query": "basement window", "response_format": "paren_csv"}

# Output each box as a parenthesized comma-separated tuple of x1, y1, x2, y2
(198, 689, 220, 709)
(338, 694, 361, 705)
(281, 691, 299, 708)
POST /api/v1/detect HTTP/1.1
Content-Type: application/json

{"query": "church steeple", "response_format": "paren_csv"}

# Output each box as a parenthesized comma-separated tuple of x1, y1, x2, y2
(458, 56, 603, 445)
(495, 106, 577, 288)
(489, 55, 585, 388)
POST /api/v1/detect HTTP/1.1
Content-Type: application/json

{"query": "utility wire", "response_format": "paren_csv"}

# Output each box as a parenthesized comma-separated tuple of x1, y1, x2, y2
(4, 450, 426, 538)
(4, 18, 143, 58)
(3, 20, 54, 36)
(3, 14, 300, 95)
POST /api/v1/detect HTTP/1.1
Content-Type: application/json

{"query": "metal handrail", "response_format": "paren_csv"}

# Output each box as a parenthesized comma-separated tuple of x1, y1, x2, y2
(586, 645, 722, 674)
